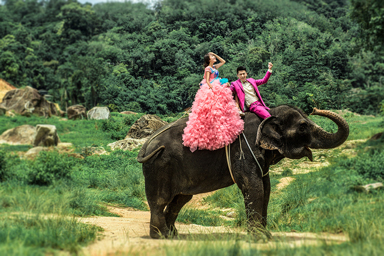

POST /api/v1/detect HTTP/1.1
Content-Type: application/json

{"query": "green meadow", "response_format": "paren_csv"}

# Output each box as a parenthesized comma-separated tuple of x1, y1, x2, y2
(0, 111, 383, 255)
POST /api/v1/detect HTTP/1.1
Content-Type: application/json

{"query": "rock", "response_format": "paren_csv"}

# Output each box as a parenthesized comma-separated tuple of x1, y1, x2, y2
(80, 146, 108, 157)
(5, 110, 15, 117)
(57, 142, 74, 150)
(226, 211, 237, 218)
(126, 114, 167, 139)
(0, 86, 61, 117)
(370, 132, 383, 141)
(0, 106, 6, 116)
(87, 107, 110, 120)
(0, 79, 16, 103)
(353, 183, 383, 193)
(24, 146, 51, 159)
(67, 105, 86, 120)
(33, 125, 60, 147)
(120, 111, 138, 115)
(0, 125, 36, 145)
(108, 138, 147, 151)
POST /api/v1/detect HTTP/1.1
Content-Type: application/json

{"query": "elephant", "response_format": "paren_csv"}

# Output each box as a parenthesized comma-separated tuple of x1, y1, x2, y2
(137, 105, 349, 239)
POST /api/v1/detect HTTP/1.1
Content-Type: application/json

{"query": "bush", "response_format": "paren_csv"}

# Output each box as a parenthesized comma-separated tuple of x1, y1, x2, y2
(27, 151, 77, 186)
(354, 150, 384, 181)
(0, 151, 7, 182)
(100, 116, 131, 140)
(100, 114, 144, 140)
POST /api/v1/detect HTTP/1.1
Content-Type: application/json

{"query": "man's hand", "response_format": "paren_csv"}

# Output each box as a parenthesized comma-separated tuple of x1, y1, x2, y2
(268, 62, 273, 70)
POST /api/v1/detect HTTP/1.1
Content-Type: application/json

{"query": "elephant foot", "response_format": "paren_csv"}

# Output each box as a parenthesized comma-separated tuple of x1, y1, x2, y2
(150, 225, 179, 239)
(247, 226, 272, 242)
(168, 225, 179, 238)
(150, 225, 169, 239)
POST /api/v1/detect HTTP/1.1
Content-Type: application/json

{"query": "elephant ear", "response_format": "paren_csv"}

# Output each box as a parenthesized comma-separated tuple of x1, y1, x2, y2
(256, 116, 284, 154)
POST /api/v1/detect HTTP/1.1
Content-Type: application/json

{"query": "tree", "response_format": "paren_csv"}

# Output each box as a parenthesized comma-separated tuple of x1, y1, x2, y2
(350, 0, 384, 51)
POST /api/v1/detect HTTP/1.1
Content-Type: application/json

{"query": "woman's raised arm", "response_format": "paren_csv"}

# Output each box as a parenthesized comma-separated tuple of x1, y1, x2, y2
(209, 52, 226, 69)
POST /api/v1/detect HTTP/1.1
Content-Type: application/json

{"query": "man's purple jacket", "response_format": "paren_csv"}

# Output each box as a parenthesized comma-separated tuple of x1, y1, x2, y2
(229, 71, 272, 112)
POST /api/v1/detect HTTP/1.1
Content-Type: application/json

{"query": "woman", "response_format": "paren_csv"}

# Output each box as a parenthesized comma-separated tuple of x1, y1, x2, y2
(183, 52, 244, 152)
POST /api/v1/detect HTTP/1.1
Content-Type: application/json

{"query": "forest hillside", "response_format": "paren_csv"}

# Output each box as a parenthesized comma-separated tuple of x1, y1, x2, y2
(0, 0, 383, 115)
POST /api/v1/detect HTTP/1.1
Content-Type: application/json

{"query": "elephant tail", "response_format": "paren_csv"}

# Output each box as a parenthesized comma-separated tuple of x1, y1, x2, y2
(137, 145, 165, 163)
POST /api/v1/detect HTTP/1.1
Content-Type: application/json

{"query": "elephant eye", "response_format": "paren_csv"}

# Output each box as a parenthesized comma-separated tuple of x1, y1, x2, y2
(299, 122, 307, 132)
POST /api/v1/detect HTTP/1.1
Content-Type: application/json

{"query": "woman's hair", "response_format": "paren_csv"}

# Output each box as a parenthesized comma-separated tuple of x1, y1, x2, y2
(203, 53, 211, 68)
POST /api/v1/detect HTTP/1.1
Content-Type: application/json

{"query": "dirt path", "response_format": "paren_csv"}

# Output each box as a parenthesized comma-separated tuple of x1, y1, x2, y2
(79, 206, 348, 256)
(79, 141, 369, 255)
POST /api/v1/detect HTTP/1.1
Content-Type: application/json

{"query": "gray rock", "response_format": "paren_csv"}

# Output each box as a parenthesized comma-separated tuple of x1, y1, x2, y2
(33, 125, 60, 147)
(0, 125, 36, 145)
(108, 138, 147, 151)
(226, 211, 237, 218)
(353, 183, 383, 193)
(67, 105, 86, 120)
(87, 107, 110, 120)
(0, 106, 6, 116)
(126, 114, 167, 139)
(24, 146, 50, 159)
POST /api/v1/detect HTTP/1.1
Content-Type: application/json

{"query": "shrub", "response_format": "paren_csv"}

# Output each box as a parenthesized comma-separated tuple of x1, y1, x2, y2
(101, 116, 131, 140)
(27, 151, 77, 186)
(0, 150, 7, 182)
(354, 150, 384, 181)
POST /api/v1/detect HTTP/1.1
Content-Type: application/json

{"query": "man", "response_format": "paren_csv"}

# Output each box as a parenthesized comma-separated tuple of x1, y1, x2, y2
(230, 63, 273, 118)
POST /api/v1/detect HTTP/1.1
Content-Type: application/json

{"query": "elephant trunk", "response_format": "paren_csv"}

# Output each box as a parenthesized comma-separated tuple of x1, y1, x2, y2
(309, 108, 349, 149)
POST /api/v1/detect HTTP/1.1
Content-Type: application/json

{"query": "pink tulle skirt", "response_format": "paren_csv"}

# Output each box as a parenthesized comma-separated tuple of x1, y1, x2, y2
(183, 80, 244, 152)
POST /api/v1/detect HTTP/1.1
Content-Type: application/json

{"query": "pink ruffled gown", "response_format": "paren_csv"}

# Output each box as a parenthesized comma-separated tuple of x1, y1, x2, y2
(183, 66, 244, 152)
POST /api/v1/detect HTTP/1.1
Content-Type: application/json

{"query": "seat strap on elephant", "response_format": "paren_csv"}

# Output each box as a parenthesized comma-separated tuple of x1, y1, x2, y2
(225, 144, 236, 184)
(238, 134, 245, 160)
(241, 133, 268, 177)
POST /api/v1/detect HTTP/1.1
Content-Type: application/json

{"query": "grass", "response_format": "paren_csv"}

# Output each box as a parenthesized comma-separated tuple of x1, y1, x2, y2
(0, 111, 383, 255)
(0, 214, 99, 255)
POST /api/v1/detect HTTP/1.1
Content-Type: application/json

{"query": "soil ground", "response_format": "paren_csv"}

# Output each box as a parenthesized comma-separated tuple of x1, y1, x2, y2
(80, 141, 366, 255)
(79, 206, 347, 256)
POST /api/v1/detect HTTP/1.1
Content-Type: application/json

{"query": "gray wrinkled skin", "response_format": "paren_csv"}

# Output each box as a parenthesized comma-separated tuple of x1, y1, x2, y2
(137, 105, 349, 239)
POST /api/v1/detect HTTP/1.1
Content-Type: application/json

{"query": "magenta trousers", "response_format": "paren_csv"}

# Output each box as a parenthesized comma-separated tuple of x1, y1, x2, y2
(249, 101, 271, 119)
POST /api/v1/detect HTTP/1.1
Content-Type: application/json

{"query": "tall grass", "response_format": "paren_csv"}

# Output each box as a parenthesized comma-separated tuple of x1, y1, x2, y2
(0, 112, 383, 254)
(0, 215, 99, 255)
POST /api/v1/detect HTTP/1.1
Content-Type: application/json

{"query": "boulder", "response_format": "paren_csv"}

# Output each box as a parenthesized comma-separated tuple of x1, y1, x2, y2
(0, 79, 16, 103)
(5, 110, 15, 117)
(67, 105, 86, 120)
(353, 183, 383, 193)
(0, 86, 61, 117)
(120, 111, 137, 115)
(0, 106, 6, 116)
(80, 146, 108, 156)
(33, 125, 60, 147)
(0, 125, 36, 145)
(24, 146, 51, 160)
(370, 132, 383, 141)
(126, 114, 167, 139)
(108, 138, 147, 151)
(87, 107, 110, 120)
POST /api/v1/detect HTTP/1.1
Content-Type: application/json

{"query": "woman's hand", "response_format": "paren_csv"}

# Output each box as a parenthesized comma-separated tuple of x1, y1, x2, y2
(268, 62, 273, 70)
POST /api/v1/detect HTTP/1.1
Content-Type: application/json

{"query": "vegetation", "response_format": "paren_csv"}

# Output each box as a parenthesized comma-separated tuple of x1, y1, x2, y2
(0, 0, 383, 115)
(1, 107, 384, 255)
(1, 0, 384, 254)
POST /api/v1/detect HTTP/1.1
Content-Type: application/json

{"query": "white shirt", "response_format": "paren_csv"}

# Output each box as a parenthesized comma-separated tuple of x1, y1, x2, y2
(241, 69, 272, 107)
(242, 80, 259, 107)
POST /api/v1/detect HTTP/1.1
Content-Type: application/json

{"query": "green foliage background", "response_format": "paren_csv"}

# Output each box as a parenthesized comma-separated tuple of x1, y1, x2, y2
(0, 0, 383, 115)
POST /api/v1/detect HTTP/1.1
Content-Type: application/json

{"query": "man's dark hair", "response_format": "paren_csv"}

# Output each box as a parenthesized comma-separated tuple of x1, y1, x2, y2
(237, 66, 247, 74)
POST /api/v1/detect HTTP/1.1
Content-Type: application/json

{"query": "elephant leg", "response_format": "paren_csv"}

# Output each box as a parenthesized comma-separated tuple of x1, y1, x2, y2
(262, 174, 271, 228)
(237, 174, 268, 238)
(148, 201, 169, 239)
(164, 194, 193, 236)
